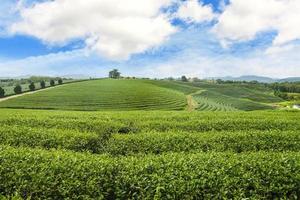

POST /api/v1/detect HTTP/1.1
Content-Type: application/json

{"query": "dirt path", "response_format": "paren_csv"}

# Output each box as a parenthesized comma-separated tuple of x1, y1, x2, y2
(186, 95, 198, 111)
(185, 90, 206, 112)
(0, 85, 63, 102)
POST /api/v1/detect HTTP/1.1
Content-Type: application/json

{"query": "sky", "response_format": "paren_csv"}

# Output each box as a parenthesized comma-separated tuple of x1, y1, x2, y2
(0, 0, 300, 78)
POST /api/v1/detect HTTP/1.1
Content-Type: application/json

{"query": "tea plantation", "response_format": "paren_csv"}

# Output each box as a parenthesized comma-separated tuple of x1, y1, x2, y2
(0, 79, 188, 111)
(0, 109, 300, 199)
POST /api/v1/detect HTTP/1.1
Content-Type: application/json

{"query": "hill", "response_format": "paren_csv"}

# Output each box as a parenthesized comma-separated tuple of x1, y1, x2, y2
(0, 79, 286, 111)
(0, 79, 190, 111)
(209, 75, 300, 83)
(185, 81, 282, 111)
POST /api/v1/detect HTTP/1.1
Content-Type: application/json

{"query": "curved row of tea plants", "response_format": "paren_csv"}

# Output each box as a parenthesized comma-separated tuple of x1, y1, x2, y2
(1, 125, 299, 155)
(193, 95, 237, 111)
(1, 109, 299, 133)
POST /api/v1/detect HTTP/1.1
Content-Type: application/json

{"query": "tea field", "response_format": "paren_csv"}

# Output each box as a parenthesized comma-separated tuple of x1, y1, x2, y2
(0, 109, 300, 199)
(0, 79, 284, 111)
(0, 79, 188, 111)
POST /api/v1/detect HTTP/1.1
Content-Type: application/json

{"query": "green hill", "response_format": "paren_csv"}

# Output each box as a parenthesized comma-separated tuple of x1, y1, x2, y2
(185, 82, 282, 111)
(0, 79, 188, 111)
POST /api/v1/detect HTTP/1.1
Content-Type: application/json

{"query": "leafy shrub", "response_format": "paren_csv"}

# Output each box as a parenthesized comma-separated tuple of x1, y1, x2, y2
(13, 85, 22, 94)
(29, 82, 35, 91)
(50, 79, 55, 86)
(58, 79, 63, 85)
(0, 146, 299, 199)
(0, 87, 4, 98)
(40, 80, 46, 89)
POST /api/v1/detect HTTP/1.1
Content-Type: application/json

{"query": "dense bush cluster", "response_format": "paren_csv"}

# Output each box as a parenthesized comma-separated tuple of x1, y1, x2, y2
(0, 87, 4, 98)
(0, 109, 299, 199)
(0, 146, 299, 199)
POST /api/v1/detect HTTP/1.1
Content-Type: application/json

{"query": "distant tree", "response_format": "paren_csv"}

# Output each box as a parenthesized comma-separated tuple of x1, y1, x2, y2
(50, 80, 55, 86)
(58, 79, 63, 85)
(109, 69, 121, 79)
(29, 82, 35, 91)
(14, 85, 22, 94)
(181, 76, 188, 82)
(216, 79, 223, 84)
(0, 87, 5, 98)
(40, 81, 46, 89)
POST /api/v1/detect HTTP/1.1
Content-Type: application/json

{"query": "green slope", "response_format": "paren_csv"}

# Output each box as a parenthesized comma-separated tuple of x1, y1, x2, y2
(0, 79, 187, 111)
(186, 82, 282, 111)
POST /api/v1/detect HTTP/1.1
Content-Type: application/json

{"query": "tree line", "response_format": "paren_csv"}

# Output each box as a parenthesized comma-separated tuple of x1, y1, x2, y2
(0, 79, 63, 98)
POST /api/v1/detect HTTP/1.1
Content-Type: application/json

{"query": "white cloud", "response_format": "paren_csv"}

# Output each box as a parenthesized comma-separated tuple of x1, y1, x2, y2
(10, 0, 176, 60)
(213, 0, 300, 47)
(138, 46, 300, 79)
(176, 0, 216, 23)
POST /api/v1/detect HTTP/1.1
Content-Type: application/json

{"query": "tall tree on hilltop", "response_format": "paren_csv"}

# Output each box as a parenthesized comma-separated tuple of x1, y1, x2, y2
(109, 69, 121, 79)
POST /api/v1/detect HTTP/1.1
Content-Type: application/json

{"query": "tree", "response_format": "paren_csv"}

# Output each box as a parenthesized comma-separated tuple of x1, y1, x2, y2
(181, 75, 188, 82)
(40, 81, 46, 89)
(216, 79, 223, 84)
(14, 85, 22, 94)
(29, 82, 35, 91)
(58, 79, 63, 85)
(50, 80, 55, 86)
(0, 87, 5, 98)
(109, 69, 121, 79)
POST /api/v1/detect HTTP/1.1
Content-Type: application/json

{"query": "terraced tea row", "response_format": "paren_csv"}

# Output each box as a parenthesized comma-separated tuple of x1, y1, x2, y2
(194, 95, 237, 111)
(1, 109, 299, 133)
(1, 146, 299, 199)
(1, 124, 299, 154)
(0, 109, 299, 155)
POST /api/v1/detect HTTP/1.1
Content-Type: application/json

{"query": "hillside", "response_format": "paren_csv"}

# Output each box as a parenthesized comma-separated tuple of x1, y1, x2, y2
(184, 82, 282, 111)
(0, 79, 189, 111)
(0, 79, 286, 111)
(210, 75, 300, 83)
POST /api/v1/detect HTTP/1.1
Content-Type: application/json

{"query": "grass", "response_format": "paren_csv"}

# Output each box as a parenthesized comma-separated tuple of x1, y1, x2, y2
(0, 79, 188, 111)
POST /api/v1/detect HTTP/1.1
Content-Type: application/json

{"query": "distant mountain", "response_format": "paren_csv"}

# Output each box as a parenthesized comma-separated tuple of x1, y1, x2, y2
(278, 77, 300, 83)
(208, 75, 300, 83)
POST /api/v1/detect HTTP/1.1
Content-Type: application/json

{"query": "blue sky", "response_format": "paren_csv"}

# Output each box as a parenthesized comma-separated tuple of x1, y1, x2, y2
(0, 0, 299, 78)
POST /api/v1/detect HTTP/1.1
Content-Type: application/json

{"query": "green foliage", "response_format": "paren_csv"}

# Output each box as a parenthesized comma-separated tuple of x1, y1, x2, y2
(0, 79, 187, 111)
(50, 79, 55, 86)
(181, 75, 188, 82)
(0, 146, 299, 199)
(0, 125, 103, 153)
(0, 87, 4, 98)
(40, 80, 46, 89)
(58, 79, 63, 85)
(28, 82, 35, 91)
(0, 109, 299, 199)
(13, 85, 22, 94)
(106, 130, 300, 155)
(109, 69, 121, 79)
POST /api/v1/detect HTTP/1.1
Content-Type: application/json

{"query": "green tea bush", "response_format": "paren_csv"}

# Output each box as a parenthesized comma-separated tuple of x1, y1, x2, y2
(0, 146, 299, 199)
(0, 125, 103, 153)
(106, 130, 300, 155)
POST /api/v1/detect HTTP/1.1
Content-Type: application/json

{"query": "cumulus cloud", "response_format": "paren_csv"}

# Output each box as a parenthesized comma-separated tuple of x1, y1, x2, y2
(10, 0, 176, 60)
(213, 0, 300, 48)
(176, 0, 216, 23)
